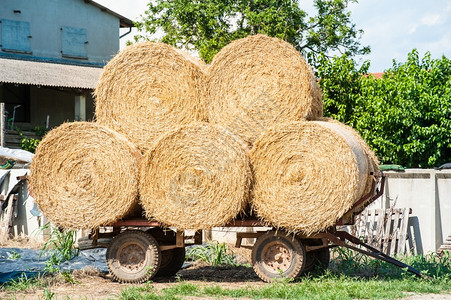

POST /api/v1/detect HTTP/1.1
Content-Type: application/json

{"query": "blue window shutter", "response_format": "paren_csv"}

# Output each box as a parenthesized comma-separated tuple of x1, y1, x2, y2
(61, 26, 88, 59)
(1, 19, 32, 53)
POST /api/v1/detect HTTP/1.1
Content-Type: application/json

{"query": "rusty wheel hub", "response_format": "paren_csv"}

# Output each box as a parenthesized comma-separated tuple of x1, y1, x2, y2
(118, 242, 146, 273)
(262, 241, 292, 273)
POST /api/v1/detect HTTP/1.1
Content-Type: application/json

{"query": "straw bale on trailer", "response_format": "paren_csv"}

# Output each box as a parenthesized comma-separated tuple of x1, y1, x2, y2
(317, 117, 380, 195)
(94, 42, 207, 153)
(139, 123, 252, 230)
(29, 122, 141, 229)
(207, 34, 323, 146)
(174, 48, 208, 72)
(250, 121, 371, 235)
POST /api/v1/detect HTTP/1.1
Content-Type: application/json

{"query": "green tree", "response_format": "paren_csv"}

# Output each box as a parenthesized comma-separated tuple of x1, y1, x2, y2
(134, 0, 369, 64)
(319, 50, 451, 168)
(317, 53, 369, 125)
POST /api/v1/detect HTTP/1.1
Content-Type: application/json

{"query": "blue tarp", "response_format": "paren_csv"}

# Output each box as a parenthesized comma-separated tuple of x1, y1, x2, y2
(0, 247, 108, 283)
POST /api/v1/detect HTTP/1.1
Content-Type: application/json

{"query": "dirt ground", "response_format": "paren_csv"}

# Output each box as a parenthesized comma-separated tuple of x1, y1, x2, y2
(0, 234, 44, 250)
(1, 263, 265, 299)
(0, 243, 263, 299)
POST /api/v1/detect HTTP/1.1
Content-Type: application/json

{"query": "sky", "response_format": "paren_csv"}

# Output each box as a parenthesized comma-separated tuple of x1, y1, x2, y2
(96, 0, 451, 72)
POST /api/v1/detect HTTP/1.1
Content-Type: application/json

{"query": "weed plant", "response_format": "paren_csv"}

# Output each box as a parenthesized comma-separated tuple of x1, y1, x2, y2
(2, 273, 52, 293)
(185, 241, 238, 266)
(329, 247, 451, 279)
(40, 223, 79, 274)
(6, 250, 21, 260)
(0, 224, 80, 295)
(42, 287, 56, 300)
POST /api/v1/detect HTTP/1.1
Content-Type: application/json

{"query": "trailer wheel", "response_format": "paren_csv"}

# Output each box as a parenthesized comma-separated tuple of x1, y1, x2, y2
(158, 247, 186, 277)
(314, 247, 330, 273)
(106, 230, 161, 283)
(147, 228, 186, 277)
(252, 231, 306, 282)
(302, 239, 330, 275)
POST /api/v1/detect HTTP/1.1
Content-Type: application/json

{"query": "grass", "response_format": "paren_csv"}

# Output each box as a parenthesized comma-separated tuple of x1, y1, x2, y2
(115, 275, 451, 300)
(2, 273, 51, 293)
(115, 248, 451, 300)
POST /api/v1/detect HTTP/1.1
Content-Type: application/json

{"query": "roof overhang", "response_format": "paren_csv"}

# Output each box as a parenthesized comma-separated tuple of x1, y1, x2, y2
(0, 57, 103, 90)
(84, 0, 135, 28)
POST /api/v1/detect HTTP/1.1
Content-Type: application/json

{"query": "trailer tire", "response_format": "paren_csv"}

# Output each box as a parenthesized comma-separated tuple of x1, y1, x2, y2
(158, 247, 186, 277)
(302, 239, 330, 275)
(252, 231, 306, 282)
(106, 230, 161, 283)
(147, 228, 186, 277)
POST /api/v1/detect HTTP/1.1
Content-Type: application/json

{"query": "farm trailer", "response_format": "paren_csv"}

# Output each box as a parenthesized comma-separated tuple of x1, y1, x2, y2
(87, 172, 424, 283)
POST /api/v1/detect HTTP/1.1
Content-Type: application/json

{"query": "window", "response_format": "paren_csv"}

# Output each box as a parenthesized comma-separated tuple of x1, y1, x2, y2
(1, 19, 32, 54)
(61, 26, 88, 59)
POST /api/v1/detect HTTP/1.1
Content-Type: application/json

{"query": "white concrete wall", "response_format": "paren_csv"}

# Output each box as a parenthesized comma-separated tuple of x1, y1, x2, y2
(368, 169, 451, 254)
(1, 0, 120, 64)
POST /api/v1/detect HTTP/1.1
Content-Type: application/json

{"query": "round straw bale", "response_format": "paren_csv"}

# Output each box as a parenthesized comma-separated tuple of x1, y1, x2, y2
(207, 34, 323, 146)
(317, 117, 380, 195)
(174, 48, 208, 72)
(94, 42, 207, 153)
(250, 121, 370, 235)
(139, 123, 251, 230)
(29, 122, 142, 229)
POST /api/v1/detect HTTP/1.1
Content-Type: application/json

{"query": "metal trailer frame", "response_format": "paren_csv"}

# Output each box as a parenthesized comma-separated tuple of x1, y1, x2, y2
(91, 172, 426, 283)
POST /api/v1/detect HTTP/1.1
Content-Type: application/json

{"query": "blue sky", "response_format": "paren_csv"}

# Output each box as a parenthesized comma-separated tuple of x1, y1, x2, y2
(347, 0, 451, 72)
(97, 0, 451, 72)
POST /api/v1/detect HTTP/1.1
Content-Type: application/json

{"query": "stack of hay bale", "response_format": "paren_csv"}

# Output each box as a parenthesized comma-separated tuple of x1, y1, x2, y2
(29, 34, 378, 235)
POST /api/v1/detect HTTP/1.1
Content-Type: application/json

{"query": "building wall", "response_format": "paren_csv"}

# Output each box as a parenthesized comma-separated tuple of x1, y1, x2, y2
(0, 0, 119, 64)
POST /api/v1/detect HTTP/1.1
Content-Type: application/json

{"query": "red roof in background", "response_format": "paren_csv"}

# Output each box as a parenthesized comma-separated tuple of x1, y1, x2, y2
(371, 72, 384, 79)
(362, 72, 383, 79)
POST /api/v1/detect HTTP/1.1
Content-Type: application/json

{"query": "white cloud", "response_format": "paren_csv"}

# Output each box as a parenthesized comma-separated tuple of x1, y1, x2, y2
(421, 14, 440, 26)
(419, 32, 451, 55)
(408, 24, 418, 34)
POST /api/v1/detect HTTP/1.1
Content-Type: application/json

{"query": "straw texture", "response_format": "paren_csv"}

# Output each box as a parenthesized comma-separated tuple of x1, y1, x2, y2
(139, 123, 251, 230)
(29, 122, 142, 229)
(207, 34, 323, 146)
(250, 121, 369, 234)
(94, 42, 207, 153)
(317, 117, 380, 195)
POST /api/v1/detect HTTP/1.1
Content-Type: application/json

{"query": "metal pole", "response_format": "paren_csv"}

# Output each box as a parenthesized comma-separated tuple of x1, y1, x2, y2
(0, 103, 5, 147)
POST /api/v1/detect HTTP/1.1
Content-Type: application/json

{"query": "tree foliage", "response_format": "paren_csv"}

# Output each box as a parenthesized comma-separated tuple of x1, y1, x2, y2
(318, 50, 451, 168)
(134, 0, 369, 64)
